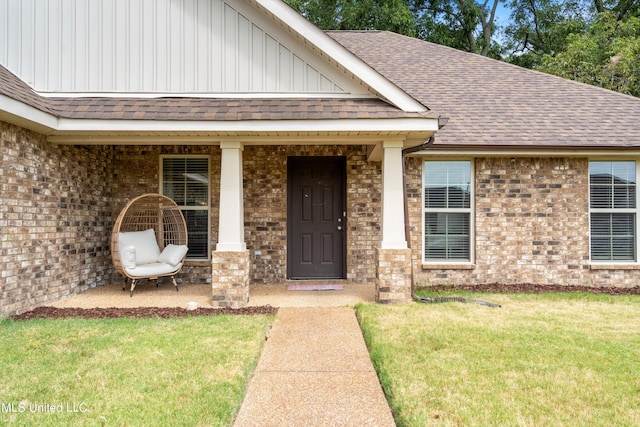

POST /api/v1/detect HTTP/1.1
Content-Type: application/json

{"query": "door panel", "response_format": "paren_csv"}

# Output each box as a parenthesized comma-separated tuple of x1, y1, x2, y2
(288, 157, 346, 279)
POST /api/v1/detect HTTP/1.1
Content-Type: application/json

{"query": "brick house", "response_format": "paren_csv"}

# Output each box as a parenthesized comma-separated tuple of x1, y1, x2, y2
(1, 0, 640, 315)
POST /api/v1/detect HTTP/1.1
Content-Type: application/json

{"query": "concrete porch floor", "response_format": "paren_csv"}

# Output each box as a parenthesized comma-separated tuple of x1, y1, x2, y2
(51, 282, 376, 309)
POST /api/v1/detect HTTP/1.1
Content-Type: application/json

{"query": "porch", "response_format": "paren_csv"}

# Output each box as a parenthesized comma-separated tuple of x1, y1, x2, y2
(51, 282, 376, 309)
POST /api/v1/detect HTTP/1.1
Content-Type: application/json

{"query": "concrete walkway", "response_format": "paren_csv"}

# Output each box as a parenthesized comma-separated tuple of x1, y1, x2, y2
(233, 307, 396, 427)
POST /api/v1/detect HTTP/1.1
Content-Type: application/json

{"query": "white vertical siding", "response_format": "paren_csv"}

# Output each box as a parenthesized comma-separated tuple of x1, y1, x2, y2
(48, 0, 62, 90)
(4, 0, 20, 79)
(33, 3, 47, 88)
(86, 1, 99, 89)
(0, 0, 349, 94)
(237, 14, 251, 92)
(224, 3, 236, 91)
(264, 35, 279, 92)
(195, 0, 210, 91)
(251, 24, 264, 91)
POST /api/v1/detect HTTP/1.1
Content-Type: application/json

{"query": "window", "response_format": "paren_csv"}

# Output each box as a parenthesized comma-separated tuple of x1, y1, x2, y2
(589, 161, 637, 262)
(161, 156, 210, 259)
(423, 160, 472, 262)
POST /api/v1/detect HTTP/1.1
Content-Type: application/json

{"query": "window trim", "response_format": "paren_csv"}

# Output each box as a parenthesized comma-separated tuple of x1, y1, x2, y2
(159, 155, 211, 261)
(422, 158, 475, 265)
(588, 159, 639, 265)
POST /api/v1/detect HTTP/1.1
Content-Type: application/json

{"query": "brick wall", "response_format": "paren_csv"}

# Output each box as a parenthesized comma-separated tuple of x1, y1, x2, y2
(113, 144, 384, 287)
(1, 137, 384, 315)
(110, 144, 381, 286)
(6, 124, 637, 317)
(345, 147, 382, 283)
(110, 145, 220, 285)
(243, 145, 288, 284)
(1, 122, 113, 314)
(409, 156, 640, 288)
(243, 145, 381, 284)
(0, 133, 226, 315)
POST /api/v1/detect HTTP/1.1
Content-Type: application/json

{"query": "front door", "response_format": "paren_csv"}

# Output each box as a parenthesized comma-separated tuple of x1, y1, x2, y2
(287, 157, 346, 279)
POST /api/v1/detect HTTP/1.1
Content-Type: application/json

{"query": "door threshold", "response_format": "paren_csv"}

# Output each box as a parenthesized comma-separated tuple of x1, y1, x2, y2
(285, 279, 348, 285)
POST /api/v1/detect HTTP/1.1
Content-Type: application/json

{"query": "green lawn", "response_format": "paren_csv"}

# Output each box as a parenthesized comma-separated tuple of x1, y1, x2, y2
(356, 292, 640, 427)
(0, 315, 274, 427)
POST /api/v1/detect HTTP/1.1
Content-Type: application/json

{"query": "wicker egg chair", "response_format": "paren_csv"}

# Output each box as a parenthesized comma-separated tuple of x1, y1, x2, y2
(111, 194, 189, 296)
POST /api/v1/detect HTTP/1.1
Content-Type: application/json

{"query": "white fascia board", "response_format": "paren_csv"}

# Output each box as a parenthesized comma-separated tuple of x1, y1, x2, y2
(55, 117, 440, 133)
(252, 0, 428, 113)
(0, 94, 58, 133)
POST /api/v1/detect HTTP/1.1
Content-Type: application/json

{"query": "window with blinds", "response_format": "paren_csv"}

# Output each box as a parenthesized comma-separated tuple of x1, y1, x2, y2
(589, 161, 637, 261)
(161, 156, 210, 259)
(423, 160, 472, 262)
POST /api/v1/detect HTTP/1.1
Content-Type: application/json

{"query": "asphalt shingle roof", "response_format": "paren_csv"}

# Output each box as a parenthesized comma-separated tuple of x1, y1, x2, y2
(329, 31, 640, 149)
(0, 64, 56, 114)
(0, 65, 433, 122)
(47, 97, 434, 121)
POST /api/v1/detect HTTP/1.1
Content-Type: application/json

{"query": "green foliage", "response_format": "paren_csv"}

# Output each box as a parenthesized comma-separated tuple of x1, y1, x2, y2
(538, 12, 640, 96)
(504, 0, 588, 67)
(411, 0, 503, 57)
(286, 0, 502, 56)
(285, 0, 416, 35)
(414, 0, 481, 49)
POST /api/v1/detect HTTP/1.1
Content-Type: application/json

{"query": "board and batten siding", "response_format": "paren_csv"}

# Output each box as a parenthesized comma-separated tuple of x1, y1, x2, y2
(0, 0, 350, 94)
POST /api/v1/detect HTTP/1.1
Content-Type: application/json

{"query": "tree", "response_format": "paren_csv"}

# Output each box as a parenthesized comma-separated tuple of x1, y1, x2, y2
(503, 0, 587, 67)
(410, 0, 503, 57)
(593, 0, 640, 19)
(285, 0, 416, 36)
(503, 0, 640, 67)
(285, 0, 343, 30)
(286, 0, 503, 57)
(538, 12, 640, 96)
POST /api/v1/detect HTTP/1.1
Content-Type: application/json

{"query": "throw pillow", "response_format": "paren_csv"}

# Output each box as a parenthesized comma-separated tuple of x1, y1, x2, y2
(158, 244, 189, 266)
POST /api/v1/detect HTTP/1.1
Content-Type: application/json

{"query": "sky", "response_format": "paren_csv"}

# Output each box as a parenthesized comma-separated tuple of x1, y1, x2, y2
(494, 2, 513, 27)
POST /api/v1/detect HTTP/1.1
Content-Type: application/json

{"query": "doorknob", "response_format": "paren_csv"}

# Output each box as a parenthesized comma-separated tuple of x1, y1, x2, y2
(337, 226, 343, 231)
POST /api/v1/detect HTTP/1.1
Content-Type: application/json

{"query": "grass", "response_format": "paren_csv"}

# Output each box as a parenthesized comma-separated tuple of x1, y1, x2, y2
(0, 314, 274, 427)
(356, 291, 640, 427)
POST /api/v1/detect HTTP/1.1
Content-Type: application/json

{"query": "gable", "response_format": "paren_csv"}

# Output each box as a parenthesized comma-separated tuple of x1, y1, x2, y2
(0, 0, 361, 95)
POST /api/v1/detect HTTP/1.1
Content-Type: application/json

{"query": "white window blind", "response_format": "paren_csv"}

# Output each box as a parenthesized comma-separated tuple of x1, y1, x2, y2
(423, 161, 472, 262)
(161, 157, 210, 259)
(589, 161, 637, 261)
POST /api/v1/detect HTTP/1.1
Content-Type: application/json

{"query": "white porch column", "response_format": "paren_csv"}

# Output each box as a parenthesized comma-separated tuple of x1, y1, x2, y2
(381, 140, 408, 249)
(216, 141, 246, 251)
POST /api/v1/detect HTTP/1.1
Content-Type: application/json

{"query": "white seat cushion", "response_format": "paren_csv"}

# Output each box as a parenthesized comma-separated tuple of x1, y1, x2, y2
(119, 229, 161, 265)
(125, 262, 182, 278)
(158, 244, 189, 266)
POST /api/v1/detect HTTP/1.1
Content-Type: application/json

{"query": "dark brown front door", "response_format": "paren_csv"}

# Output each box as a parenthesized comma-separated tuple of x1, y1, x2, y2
(287, 157, 346, 279)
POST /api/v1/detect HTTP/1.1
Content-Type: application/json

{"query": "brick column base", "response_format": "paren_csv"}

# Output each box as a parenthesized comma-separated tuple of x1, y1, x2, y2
(376, 248, 413, 304)
(211, 250, 251, 308)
